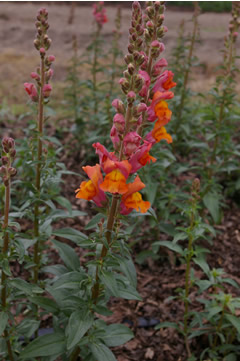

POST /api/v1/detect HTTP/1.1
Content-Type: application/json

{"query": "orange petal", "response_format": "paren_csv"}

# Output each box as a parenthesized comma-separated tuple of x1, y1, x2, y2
(83, 164, 103, 188)
(100, 169, 128, 194)
(123, 192, 150, 213)
(75, 180, 97, 200)
(122, 175, 146, 200)
(139, 152, 157, 166)
(152, 126, 172, 144)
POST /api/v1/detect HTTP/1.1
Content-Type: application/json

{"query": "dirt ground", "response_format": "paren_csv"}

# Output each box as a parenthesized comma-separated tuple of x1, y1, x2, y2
(0, 1, 239, 103)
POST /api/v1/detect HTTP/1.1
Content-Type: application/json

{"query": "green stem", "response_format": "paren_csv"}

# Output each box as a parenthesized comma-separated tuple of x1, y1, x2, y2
(33, 55, 45, 284)
(93, 25, 101, 115)
(174, 2, 199, 135)
(1, 177, 14, 361)
(183, 206, 195, 358)
(212, 305, 226, 349)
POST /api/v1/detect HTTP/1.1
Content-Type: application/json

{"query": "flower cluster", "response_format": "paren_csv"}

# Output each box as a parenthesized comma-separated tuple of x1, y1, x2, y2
(92, 2, 108, 26)
(76, 1, 176, 216)
(24, 8, 55, 102)
(0, 137, 17, 187)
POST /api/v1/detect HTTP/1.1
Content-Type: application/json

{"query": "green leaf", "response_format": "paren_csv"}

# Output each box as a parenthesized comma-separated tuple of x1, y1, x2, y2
(66, 310, 94, 350)
(30, 296, 59, 313)
(11, 279, 43, 296)
(118, 257, 137, 287)
(16, 319, 40, 339)
(155, 321, 180, 332)
(203, 192, 220, 223)
(206, 306, 222, 320)
(118, 283, 142, 301)
(102, 324, 133, 347)
(53, 227, 88, 242)
(51, 271, 85, 291)
(90, 342, 117, 361)
(0, 312, 8, 334)
(52, 239, 80, 271)
(55, 196, 73, 214)
(225, 314, 240, 334)
(193, 256, 210, 275)
(100, 271, 119, 297)
(20, 332, 66, 359)
(152, 241, 183, 255)
(85, 213, 105, 230)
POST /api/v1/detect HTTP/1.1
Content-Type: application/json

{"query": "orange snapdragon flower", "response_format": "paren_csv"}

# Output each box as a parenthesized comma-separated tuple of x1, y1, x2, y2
(152, 125, 172, 144)
(154, 100, 172, 127)
(100, 169, 128, 194)
(75, 164, 106, 206)
(139, 151, 157, 166)
(162, 71, 177, 91)
(76, 180, 96, 200)
(121, 176, 150, 214)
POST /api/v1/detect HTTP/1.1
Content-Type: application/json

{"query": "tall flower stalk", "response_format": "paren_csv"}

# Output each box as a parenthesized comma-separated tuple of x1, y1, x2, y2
(174, 1, 200, 135)
(92, 2, 108, 115)
(75, 0, 176, 304)
(183, 178, 200, 358)
(0, 137, 17, 361)
(24, 8, 55, 283)
(208, 2, 240, 177)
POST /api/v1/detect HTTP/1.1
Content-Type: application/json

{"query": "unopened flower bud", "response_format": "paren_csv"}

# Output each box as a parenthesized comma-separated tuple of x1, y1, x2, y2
(112, 99, 125, 114)
(123, 70, 131, 80)
(134, 74, 144, 90)
(113, 113, 125, 133)
(146, 6, 154, 19)
(9, 167, 17, 177)
(10, 149, 16, 159)
(48, 55, 55, 63)
(3, 176, 9, 187)
(31, 72, 40, 81)
(43, 84, 52, 98)
(40, 47, 46, 55)
(0, 166, 7, 175)
(128, 63, 135, 75)
(127, 91, 136, 105)
(2, 137, 15, 153)
(34, 39, 40, 50)
(1, 156, 8, 165)
(146, 20, 154, 29)
(128, 43, 134, 54)
(137, 103, 147, 113)
(124, 54, 134, 64)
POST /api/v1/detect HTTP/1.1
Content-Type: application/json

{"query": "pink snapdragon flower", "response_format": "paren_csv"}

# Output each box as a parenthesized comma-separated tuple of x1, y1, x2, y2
(153, 70, 177, 93)
(139, 70, 151, 97)
(93, 2, 108, 26)
(113, 113, 125, 133)
(110, 125, 120, 149)
(129, 142, 156, 173)
(123, 132, 142, 157)
(152, 58, 168, 77)
(24, 83, 38, 102)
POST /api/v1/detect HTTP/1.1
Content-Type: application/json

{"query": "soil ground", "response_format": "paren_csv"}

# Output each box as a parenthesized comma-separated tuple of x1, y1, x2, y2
(0, 1, 239, 104)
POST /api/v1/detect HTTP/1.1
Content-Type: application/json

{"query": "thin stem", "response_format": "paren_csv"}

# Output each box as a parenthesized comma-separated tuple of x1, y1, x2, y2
(91, 98, 133, 302)
(174, 2, 199, 135)
(183, 205, 195, 358)
(69, 346, 81, 361)
(1, 178, 14, 361)
(33, 55, 45, 284)
(212, 304, 226, 349)
(93, 25, 101, 115)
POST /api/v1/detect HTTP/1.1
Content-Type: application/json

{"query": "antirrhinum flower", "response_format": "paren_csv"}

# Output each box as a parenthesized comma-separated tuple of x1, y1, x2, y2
(93, 2, 108, 26)
(76, 1, 176, 218)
